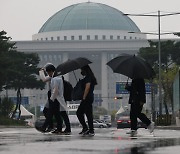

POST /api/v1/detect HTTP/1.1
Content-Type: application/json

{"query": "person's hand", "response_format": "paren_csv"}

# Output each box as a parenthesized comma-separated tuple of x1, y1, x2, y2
(140, 101, 144, 106)
(49, 99, 54, 104)
(125, 84, 130, 90)
(81, 99, 85, 103)
(40, 68, 45, 71)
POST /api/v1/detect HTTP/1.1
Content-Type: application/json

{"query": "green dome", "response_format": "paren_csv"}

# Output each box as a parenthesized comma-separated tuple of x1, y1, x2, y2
(39, 2, 140, 33)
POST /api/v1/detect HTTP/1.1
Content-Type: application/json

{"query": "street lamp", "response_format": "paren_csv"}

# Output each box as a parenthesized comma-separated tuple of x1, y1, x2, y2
(124, 11, 180, 115)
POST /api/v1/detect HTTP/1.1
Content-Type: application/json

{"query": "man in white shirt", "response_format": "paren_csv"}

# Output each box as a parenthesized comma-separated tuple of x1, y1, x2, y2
(39, 63, 71, 134)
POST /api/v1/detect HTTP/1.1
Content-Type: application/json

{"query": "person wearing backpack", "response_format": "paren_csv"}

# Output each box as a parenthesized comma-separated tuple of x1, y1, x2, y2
(76, 65, 97, 136)
(39, 64, 71, 134)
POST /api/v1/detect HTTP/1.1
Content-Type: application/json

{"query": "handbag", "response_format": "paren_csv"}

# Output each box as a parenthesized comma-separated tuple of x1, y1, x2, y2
(72, 79, 84, 101)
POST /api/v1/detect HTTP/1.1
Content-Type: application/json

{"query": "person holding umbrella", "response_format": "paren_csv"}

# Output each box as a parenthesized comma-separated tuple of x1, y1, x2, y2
(107, 54, 155, 137)
(125, 78, 155, 136)
(76, 65, 97, 136)
(39, 63, 54, 132)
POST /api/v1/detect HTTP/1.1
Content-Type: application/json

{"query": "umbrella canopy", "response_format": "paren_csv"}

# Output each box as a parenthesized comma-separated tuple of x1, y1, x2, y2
(56, 57, 92, 75)
(107, 54, 155, 79)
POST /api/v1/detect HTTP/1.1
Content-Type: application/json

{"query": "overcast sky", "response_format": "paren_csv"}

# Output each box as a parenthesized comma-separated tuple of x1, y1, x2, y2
(1, 0, 180, 41)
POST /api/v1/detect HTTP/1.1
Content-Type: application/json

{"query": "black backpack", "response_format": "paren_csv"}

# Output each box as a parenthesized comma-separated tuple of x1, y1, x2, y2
(62, 76, 73, 101)
(72, 79, 84, 101)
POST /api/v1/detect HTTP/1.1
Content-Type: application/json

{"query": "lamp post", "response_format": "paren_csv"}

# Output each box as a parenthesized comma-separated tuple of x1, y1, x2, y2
(124, 11, 180, 115)
(157, 11, 162, 115)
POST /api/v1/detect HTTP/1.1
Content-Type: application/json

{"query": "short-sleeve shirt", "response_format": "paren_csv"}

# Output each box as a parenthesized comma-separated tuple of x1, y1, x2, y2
(81, 76, 95, 99)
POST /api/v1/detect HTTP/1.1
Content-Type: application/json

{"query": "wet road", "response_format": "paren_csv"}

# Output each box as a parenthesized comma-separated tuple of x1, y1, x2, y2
(0, 127, 180, 154)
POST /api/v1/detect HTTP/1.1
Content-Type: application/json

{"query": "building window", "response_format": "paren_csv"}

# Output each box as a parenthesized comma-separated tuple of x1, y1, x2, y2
(87, 35, 90, 40)
(53, 55, 57, 61)
(64, 36, 67, 40)
(135, 37, 137, 39)
(79, 35, 82, 40)
(58, 55, 62, 61)
(102, 35, 106, 40)
(51, 37, 53, 40)
(110, 35, 113, 40)
(71, 36, 74, 40)
(95, 35, 98, 40)
(57, 36, 60, 40)
(117, 36, 120, 40)
(41, 38, 43, 41)
(39, 55, 42, 61)
(45, 38, 48, 40)
(44, 55, 47, 61)
(49, 55, 52, 61)
(124, 36, 126, 39)
(130, 36, 132, 39)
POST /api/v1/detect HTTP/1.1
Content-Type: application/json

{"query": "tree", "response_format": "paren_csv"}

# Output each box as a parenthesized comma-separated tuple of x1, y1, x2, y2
(0, 30, 16, 91)
(0, 31, 45, 119)
(138, 40, 180, 114)
(9, 52, 45, 119)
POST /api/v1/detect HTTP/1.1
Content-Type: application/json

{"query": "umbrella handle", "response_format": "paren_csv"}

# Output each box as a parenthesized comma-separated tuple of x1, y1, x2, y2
(73, 71, 78, 82)
(126, 78, 129, 85)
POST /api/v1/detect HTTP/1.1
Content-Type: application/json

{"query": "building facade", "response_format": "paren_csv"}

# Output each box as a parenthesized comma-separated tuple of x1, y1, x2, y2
(4, 2, 151, 112)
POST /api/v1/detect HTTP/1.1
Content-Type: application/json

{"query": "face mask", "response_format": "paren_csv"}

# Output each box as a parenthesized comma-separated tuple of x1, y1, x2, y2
(81, 70, 86, 76)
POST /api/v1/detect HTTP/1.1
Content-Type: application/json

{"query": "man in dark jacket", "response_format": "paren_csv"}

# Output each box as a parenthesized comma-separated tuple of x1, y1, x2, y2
(125, 78, 154, 136)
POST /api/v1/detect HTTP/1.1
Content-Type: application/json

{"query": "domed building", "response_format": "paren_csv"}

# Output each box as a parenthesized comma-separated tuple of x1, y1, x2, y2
(33, 2, 142, 41)
(15, 2, 149, 113)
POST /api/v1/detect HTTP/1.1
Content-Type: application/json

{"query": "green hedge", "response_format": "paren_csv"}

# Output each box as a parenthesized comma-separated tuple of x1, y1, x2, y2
(0, 116, 26, 126)
(156, 114, 172, 126)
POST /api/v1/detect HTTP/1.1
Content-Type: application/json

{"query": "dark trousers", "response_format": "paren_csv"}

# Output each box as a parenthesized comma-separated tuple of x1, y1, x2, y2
(130, 102, 151, 130)
(60, 111, 71, 132)
(76, 99, 94, 131)
(43, 107, 53, 129)
(43, 100, 63, 131)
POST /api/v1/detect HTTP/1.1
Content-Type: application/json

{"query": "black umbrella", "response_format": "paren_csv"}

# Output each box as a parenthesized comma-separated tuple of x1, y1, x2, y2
(106, 54, 155, 79)
(56, 57, 92, 75)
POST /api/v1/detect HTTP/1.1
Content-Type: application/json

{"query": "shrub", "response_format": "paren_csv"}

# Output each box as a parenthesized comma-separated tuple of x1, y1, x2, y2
(0, 97, 14, 117)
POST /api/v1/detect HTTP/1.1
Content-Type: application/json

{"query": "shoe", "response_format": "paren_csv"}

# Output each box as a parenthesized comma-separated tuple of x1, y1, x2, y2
(88, 131, 95, 136)
(38, 126, 47, 133)
(148, 122, 155, 133)
(62, 130, 71, 135)
(79, 128, 88, 135)
(126, 130, 137, 137)
(51, 129, 63, 134)
(83, 130, 95, 136)
(126, 130, 137, 134)
(46, 127, 53, 132)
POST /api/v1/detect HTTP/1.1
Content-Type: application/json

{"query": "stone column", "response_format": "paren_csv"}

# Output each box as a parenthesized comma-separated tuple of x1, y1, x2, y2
(62, 52, 69, 81)
(101, 52, 108, 110)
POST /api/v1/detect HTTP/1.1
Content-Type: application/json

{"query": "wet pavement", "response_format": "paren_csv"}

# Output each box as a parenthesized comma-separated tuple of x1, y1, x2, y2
(0, 127, 180, 154)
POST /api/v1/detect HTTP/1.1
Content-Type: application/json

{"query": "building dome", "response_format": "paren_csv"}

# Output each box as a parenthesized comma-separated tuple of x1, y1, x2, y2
(39, 2, 140, 33)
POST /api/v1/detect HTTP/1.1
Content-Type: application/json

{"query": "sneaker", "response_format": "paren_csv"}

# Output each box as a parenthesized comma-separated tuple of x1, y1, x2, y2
(62, 130, 71, 135)
(46, 127, 53, 132)
(126, 130, 137, 134)
(83, 130, 95, 137)
(126, 130, 137, 137)
(38, 126, 47, 133)
(148, 122, 155, 133)
(88, 131, 95, 137)
(51, 129, 63, 134)
(79, 128, 88, 135)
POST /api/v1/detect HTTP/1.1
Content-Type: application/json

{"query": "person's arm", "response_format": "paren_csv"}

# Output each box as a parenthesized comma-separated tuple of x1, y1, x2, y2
(50, 78, 60, 102)
(125, 84, 131, 91)
(138, 79, 146, 104)
(83, 82, 90, 100)
(39, 69, 51, 82)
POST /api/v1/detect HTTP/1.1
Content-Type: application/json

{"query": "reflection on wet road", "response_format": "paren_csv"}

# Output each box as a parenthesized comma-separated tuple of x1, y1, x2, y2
(0, 127, 180, 154)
